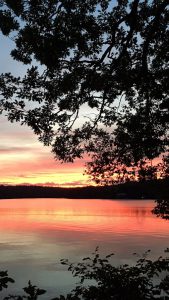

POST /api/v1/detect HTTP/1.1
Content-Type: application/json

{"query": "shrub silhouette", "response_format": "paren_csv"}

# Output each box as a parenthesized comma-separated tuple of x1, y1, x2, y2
(1, 248, 169, 300)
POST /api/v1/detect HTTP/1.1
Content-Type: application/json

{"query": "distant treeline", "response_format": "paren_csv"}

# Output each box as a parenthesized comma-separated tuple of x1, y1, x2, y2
(0, 178, 168, 200)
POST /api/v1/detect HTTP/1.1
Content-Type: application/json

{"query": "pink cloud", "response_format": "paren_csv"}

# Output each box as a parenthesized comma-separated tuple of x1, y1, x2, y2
(0, 146, 38, 153)
(3, 179, 90, 187)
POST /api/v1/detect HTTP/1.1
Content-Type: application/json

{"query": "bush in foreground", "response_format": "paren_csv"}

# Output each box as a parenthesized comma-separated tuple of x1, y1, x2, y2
(1, 248, 169, 300)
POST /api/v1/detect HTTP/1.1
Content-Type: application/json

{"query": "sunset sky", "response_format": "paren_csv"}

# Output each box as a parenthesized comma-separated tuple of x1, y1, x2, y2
(0, 34, 91, 187)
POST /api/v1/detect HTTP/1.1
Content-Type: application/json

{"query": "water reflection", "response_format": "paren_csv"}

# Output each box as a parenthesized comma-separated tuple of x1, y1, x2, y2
(0, 199, 168, 298)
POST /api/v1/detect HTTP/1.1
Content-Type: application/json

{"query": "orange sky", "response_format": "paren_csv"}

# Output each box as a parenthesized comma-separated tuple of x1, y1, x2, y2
(0, 112, 162, 186)
(0, 98, 162, 187)
(0, 115, 91, 187)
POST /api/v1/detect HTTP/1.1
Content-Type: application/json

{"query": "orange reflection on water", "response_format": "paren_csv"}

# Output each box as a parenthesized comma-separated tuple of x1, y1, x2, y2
(0, 198, 168, 238)
(0, 198, 169, 299)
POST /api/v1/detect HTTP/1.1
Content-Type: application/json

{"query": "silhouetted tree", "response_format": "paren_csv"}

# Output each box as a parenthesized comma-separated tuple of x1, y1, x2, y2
(137, 161, 158, 182)
(158, 154, 169, 179)
(0, 0, 168, 176)
(1, 248, 169, 299)
(153, 197, 169, 220)
(86, 152, 163, 185)
(0, 271, 14, 292)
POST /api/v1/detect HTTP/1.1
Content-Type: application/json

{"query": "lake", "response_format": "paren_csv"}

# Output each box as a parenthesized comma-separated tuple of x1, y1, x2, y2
(0, 198, 169, 298)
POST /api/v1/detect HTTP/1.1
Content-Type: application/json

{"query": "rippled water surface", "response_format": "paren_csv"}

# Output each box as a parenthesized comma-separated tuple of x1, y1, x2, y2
(0, 198, 168, 298)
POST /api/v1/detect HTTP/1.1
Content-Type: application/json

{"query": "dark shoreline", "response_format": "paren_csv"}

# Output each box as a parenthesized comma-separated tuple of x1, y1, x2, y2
(0, 178, 168, 200)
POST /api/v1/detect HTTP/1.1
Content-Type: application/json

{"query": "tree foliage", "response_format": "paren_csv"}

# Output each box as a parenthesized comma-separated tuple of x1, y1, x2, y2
(56, 248, 169, 300)
(1, 248, 169, 299)
(86, 151, 169, 185)
(0, 271, 14, 292)
(0, 0, 168, 177)
(153, 197, 169, 220)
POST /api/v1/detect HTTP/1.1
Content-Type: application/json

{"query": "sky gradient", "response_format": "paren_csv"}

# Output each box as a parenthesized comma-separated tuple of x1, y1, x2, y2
(0, 114, 90, 186)
(0, 34, 90, 187)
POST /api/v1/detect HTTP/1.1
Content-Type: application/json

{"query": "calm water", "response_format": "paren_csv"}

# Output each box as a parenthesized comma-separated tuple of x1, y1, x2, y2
(0, 198, 169, 298)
